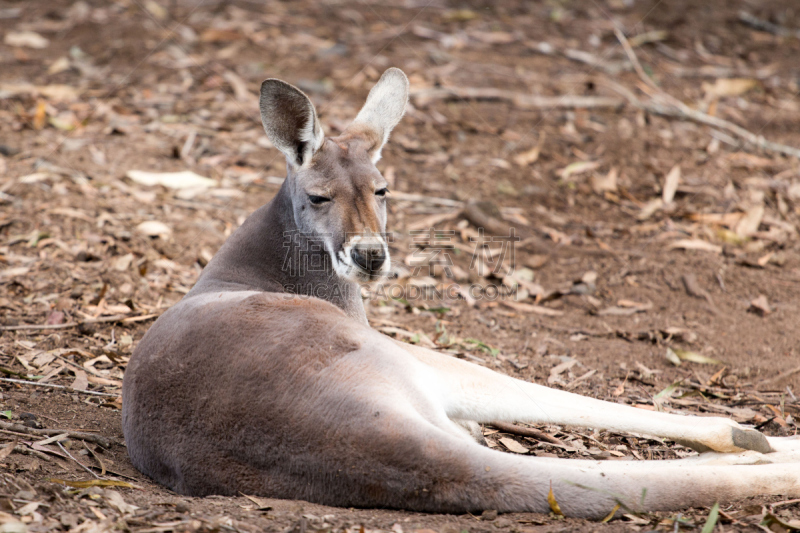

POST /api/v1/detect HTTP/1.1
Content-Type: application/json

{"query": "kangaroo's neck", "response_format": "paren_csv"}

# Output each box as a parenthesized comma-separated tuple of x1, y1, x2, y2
(189, 182, 367, 324)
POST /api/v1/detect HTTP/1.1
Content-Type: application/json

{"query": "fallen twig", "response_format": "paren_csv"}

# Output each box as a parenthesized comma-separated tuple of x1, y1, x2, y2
(58, 441, 98, 479)
(84, 466, 140, 482)
(608, 30, 800, 160)
(614, 27, 662, 95)
(410, 86, 624, 110)
(461, 201, 553, 254)
(462, 201, 527, 236)
(0, 440, 51, 462)
(489, 421, 566, 446)
(18, 445, 52, 461)
(756, 366, 800, 392)
(0, 366, 26, 378)
(563, 48, 630, 75)
(53, 354, 121, 383)
(0, 377, 118, 398)
(389, 191, 464, 207)
(640, 99, 800, 159)
(738, 11, 800, 39)
(84, 442, 106, 476)
(0, 420, 113, 448)
(526, 40, 630, 75)
(770, 498, 800, 511)
(0, 312, 159, 331)
(717, 508, 749, 527)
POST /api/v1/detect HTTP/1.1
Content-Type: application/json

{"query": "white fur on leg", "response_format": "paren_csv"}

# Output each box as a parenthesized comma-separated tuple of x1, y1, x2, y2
(398, 341, 771, 454)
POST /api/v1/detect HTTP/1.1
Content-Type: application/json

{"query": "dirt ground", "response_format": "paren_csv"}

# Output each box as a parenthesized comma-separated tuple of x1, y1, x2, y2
(1, 0, 800, 531)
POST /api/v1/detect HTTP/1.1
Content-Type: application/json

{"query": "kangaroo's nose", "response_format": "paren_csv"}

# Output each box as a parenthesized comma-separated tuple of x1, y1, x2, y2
(351, 243, 386, 273)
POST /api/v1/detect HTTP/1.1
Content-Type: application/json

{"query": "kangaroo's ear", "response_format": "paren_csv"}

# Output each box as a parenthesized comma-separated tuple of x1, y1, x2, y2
(349, 68, 409, 163)
(259, 79, 324, 168)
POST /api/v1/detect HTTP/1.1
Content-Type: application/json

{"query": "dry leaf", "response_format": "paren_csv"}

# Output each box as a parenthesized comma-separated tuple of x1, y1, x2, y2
(628, 30, 668, 47)
(49, 207, 92, 221)
(637, 198, 663, 220)
(33, 101, 47, 130)
(240, 493, 273, 511)
(513, 132, 546, 166)
(103, 304, 132, 315)
(668, 239, 722, 254)
(127, 170, 217, 190)
(662, 164, 680, 204)
(48, 478, 133, 489)
(136, 221, 171, 237)
(688, 212, 743, 226)
(672, 349, 724, 365)
(0, 267, 30, 280)
(144, 0, 167, 20)
(105, 490, 138, 515)
(4, 31, 49, 49)
(665, 348, 682, 366)
(734, 204, 764, 237)
(558, 160, 601, 180)
(612, 375, 627, 395)
(513, 145, 541, 167)
(34, 433, 68, 446)
(0, 83, 79, 101)
(763, 512, 800, 532)
(602, 503, 622, 523)
(499, 437, 528, 454)
(590, 167, 617, 194)
(548, 360, 577, 384)
(727, 152, 776, 169)
(756, 251, 774, 267)
(547, 482, 563, 516)
(15, 502, 40, 516)
(87, 375, 123, 387)
(702, 78, 758, 98)
(105, 397, 123, 410)
(71, 370, 89, 391)
(18, 172, 57, 184)
(48, 56, 70, 74)
(469, 30, 517, 44)
(617, 299, 648, 308)
(787, 182, 800, 201)
(200, 28, 245, 42)
(597, 301, 652, 316)
(111, 253, 134, 271)
(0, 441, 16, 461)
(501, 301, 564, 316)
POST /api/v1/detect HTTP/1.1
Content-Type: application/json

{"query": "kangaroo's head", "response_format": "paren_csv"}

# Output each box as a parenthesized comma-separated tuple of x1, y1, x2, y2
(259, 68, 408, 283)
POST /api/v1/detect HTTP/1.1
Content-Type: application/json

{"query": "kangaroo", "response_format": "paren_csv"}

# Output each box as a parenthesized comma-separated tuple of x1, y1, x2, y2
(122, 68, 800, 518)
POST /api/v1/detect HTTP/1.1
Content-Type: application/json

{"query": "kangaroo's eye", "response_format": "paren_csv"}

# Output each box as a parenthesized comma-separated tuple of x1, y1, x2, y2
(308, 195, 331, 205)
(375, 188, 389, 197)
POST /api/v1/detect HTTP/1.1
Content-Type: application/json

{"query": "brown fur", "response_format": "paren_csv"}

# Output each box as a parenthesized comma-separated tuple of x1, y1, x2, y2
(130, 296, 432, 508)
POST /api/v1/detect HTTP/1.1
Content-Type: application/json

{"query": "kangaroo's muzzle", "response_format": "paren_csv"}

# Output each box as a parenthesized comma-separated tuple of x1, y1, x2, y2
(350, 243, 386, 274)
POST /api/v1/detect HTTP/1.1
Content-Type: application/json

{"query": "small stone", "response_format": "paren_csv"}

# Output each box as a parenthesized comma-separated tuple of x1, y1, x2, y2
(748, 294, 771, 316)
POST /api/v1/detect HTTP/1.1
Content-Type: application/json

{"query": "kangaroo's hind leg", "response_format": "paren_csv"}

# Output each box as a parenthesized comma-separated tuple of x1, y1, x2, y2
(396, 339, 774, 454)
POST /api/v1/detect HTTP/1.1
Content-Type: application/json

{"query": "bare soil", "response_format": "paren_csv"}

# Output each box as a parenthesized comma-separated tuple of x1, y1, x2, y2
(1, 0, 800, 531)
